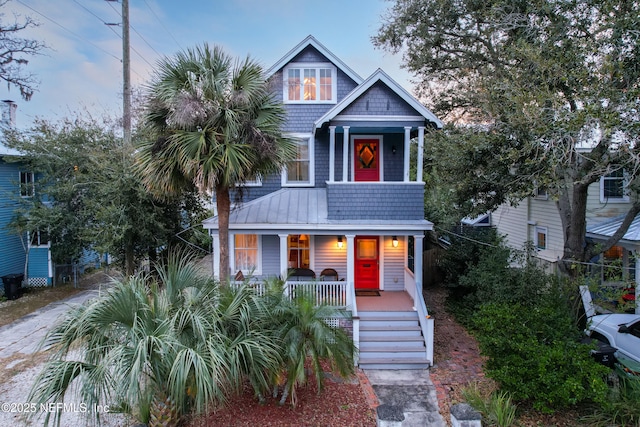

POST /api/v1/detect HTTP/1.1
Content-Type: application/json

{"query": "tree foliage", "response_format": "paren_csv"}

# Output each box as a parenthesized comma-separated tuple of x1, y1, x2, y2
(139, 44, 295, 282)
(3, 113, 207, 274)
(375, 0, 640, 267)
(0, 0, 46, 100)
(28, 253, 354, 426)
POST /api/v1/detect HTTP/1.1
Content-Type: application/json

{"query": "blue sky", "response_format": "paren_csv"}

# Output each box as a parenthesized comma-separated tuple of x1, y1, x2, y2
(2, 0, 412, 128)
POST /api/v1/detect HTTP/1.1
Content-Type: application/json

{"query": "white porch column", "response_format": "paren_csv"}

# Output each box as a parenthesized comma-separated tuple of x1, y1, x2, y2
(417, 126, 425, 183)
(329, 126, 336, 182)
(211, 232, 220, 280)
(414, 234, 424, 295)
(403, 126, 411, 182)
(342, 126, 350, 182)
(278, 233, 289, 279)
(346, 234, 356, 307)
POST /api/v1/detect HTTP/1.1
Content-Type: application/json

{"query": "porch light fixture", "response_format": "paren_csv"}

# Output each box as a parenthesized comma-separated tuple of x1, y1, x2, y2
(337, 236, 343, 249)
(392, 236, 399, 248)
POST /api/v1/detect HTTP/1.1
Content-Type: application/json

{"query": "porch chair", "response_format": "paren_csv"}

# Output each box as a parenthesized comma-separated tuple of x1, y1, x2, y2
(287, 267, 316, 281)
(320, 268, 339, 281)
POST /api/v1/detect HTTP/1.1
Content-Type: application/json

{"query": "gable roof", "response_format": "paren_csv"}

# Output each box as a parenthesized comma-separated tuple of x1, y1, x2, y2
(266, 35, 363, 84)
(314, 68, 443, 131)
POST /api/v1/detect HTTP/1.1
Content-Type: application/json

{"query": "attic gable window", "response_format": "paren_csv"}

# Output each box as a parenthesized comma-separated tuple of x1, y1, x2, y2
(284, 63, 336, 103)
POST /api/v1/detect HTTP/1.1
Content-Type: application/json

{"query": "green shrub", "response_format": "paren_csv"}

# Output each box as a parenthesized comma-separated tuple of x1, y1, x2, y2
(462, 383, 518, 427)
(472, 302, 609, 412)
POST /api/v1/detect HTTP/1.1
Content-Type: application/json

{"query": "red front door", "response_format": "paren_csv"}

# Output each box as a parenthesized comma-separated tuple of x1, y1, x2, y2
(354, 138, 380, 181)
(355, 236, 379, 289)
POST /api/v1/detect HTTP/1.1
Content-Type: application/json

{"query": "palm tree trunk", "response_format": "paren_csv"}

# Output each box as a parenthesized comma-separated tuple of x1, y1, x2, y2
(216, 185, 231, 283)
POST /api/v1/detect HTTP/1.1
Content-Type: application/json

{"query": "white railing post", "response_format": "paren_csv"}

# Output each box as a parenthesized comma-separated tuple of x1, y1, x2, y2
(414, 280, 434, 366)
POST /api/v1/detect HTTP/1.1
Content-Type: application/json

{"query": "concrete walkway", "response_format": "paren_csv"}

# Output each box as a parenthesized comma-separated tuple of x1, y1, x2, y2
(364, 369, 446, 427)
(0, 290, 99, 359)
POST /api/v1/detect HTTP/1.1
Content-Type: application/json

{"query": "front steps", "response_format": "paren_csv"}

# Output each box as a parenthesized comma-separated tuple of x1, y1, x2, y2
(358, 310, 431, 369)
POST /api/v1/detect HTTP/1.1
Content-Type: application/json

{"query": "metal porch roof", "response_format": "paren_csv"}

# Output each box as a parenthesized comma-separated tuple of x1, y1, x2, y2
(202, 188, 433, 233)
(586, 214, 640, 244)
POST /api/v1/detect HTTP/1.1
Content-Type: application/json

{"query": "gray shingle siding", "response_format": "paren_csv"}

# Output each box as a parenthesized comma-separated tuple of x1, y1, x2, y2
(382, 134, 404, 181)
(342, 82, 418, 116)
(326, 183, 425, 220)
(231, 174, 282, 204)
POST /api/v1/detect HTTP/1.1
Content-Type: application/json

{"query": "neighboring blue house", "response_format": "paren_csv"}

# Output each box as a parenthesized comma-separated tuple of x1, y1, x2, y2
(203, 36, 443, 368)
(0, 100, 53, 289)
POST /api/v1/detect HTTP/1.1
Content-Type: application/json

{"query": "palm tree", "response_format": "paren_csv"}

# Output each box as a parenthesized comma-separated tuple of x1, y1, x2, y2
(27, 252, 282, 427)
(137, 44, 295, 282)
(262, 277, 356, 406)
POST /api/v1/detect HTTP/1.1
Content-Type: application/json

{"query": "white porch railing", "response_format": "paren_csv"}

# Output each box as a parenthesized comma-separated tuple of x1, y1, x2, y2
(405, 267, 434, 367)
(413, 282, 434, 366)
(288, 280, 347, 306)
(232, 280, 347, 307)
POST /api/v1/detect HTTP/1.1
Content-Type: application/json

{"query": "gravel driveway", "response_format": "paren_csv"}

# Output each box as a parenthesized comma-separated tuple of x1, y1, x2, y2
(0, 289, 129, 427)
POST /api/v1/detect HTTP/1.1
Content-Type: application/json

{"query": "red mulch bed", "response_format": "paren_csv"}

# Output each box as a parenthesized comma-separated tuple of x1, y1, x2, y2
(189, 372, 376, 427)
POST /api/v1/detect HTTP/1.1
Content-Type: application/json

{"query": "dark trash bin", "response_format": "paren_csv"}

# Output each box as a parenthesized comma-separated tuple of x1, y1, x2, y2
(1, 274, 24, 300)
(590, 343, 618, 368)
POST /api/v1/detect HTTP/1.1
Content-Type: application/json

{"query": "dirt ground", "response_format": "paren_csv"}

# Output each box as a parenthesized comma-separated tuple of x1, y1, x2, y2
(0, 269, 122, 328)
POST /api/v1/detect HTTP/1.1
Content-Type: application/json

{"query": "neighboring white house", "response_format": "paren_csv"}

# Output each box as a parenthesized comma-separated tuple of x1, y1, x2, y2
(493, 171, 640, 313)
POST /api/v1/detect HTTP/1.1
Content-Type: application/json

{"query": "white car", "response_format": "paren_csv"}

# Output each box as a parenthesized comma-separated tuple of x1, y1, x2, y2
(586, 313, 640, 364)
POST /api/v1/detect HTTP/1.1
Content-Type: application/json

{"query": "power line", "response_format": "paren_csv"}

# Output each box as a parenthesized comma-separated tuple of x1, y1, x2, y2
(142, 0, 183, 52)
(105, 0, 163, 60)
(15, 0, 121, 62)
(62, 0, 147, 79)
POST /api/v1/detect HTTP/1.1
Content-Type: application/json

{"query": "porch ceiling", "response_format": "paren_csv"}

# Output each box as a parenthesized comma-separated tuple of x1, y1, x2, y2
(202, 188, 432, 234)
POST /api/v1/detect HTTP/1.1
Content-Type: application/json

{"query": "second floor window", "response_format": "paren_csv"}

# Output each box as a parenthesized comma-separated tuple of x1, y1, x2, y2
(20, 171, 34, 197)
(600, 169, 629, 203)
(284, 63, 336, 103)
(284, 136, 312, 185)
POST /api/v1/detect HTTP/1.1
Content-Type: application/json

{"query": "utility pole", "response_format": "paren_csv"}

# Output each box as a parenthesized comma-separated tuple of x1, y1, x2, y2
(121, 0, 131, 145)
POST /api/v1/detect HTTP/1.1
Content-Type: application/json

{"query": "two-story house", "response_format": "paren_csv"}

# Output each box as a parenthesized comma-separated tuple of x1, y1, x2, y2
(203, 36, 442, 368)
(0, 100, 53, 296)
(493, 170, 639, 313)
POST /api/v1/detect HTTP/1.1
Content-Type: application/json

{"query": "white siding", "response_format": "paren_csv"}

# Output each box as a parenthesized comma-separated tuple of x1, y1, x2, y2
(586, 181, 635, 225)
(261, 235, 280, 276)
(383, 235, 404, 291)
(494, 202, 529, 252)
(313, 235, 347, 280)
(494, 178, 640, 264)
(529, 196, 564, 261)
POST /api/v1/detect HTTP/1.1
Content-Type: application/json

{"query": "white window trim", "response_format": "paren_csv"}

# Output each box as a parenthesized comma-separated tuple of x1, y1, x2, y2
(282, 133, 315, 187)
(534, 226, 548, 250)
(283, 62, 337, 104)
(28, 230, 50, 249)
(287, 234, 315, 270)
(350, 135, 384, 182)
(231, 234, 262, 275)
(20, 171, 34, 198)
(534, 185, 548, 200)
(600, 171, 630, 203)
